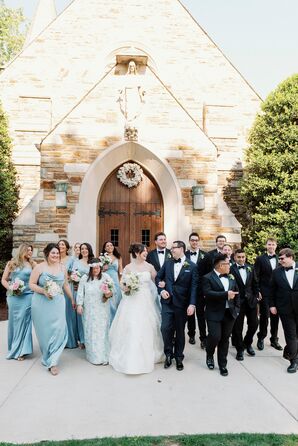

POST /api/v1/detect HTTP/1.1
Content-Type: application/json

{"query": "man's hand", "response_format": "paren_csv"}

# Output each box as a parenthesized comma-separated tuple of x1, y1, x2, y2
(187, 305, 195, 316)
(228, 290, 239, 300)
(161, 290, 170, 300)
(270, 306, 277, 315)
(257, 292, 262, 301)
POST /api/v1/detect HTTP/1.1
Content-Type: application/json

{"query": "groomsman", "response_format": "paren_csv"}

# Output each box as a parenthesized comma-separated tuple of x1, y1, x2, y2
(231, 249, 259, 360)
(200, 235, 227, 276)
(185, 232, 206, 346)
(269, 248, 298, 373)
(156, 241, 198, 371)
(203, 253, 240, 376)
(147, 232, 172, 272)
(254, 237, 282, 351)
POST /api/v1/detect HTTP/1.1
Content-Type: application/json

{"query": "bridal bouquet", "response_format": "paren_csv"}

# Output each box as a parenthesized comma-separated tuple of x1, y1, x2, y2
(70, 269, 82, 283)
(99, 253, 112, 267)
(44, 279, 62, 299)
(100, 276, 114, 302)
(8, 278, 26, 296)
(121, 272, 139, 296)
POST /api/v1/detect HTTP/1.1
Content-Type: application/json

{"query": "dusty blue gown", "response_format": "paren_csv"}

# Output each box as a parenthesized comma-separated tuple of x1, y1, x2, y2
(70, 258, 90, 345)
(105, 259, 122, 324)
(6, 266, 33, 359)
(63, 256, 78, 348)
(31, 271, 68, 369)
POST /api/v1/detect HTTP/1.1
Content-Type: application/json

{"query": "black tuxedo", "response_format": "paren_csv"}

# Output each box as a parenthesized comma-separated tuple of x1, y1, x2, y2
(203, 271, 240, 368)
(269, 264, 298, 362)
(156, 258, 198, 360)
(200, 249, 221, 276)
(185, 249, 207, 266)
(254, 253, 280, 342)
(230, 263, 259, 351)
(147, 248, 172, 273)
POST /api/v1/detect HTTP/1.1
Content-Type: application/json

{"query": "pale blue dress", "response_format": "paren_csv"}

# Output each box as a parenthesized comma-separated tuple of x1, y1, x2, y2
(63, 256, 77, 348)
(31, 271, 68, 369)
(77, 274, 111, 364)
(70, 258, 90, 345)
(105, 259, 122, 324)
(6, 266, 33, 359)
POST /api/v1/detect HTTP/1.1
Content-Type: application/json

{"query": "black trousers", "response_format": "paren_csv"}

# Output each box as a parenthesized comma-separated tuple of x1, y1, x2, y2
(206, 309, 236, 368)
(257, 296, 280, 342)
(232, 302, 258, 352)
(187, 295, 207, 341)
(279, 312, 298, 363)
(161, 304, 187, 361)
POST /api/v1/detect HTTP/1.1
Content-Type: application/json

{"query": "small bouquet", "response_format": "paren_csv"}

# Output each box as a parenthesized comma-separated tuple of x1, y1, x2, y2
(99, 253, 112, 267)
(44, 279, 62, 300)
(70, 269, 82, 283)
(8, 278, 26, 296)
(121, 272, 139, 296)
(100, 276, 114, 302)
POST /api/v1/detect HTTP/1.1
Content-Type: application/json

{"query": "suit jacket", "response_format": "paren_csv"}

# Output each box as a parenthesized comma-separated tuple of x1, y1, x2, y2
(254, 253, 279, 298)
(199, 248, 221, 276)
(156, 258, 198, 309)
(185, 249, 207, 267)
(269, 263, 298, 315)
(230, 263, 258, 308)
(202, 270, 240, 321)
(147, 248, 172, 272)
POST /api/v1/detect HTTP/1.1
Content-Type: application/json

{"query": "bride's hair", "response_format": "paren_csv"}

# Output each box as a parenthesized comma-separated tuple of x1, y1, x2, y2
(129, 243, 146, 258)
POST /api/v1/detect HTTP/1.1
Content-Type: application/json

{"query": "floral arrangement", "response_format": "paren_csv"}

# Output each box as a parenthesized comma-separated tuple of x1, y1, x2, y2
(167, 253, 172, 259)
(99, 253, 112, 267)
(228, 274, 235, 280)
(44, 279, 62, 299)
(246, 266, 252, 272)
(121, 272, 140, 296)
(100, 276, 114, 302)
(70, 269, 82, 283)
(117, 163, 143, 188)
(183, 261, 190, 268)
(8, 278, 26, 296)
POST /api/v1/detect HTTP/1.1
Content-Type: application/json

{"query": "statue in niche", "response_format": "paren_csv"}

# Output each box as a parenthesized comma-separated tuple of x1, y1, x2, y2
(117, 60, 146, 141)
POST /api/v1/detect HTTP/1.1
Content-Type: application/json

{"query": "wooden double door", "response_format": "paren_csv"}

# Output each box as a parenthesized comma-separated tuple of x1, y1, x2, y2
(98, 165, 163, 265)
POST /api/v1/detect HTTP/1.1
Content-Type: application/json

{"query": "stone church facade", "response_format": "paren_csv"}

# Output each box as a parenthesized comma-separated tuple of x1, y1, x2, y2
(0, 0, 261, 262)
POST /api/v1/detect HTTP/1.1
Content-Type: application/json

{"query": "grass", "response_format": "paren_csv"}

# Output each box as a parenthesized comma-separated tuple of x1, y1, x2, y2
(1, 434, 298, 446)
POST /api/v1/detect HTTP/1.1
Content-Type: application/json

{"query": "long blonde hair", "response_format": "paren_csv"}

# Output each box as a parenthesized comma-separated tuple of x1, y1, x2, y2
(9, 243, 35, 271)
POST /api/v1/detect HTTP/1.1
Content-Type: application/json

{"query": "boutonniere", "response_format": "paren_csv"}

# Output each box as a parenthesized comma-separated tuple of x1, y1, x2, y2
(295, 268, 298, 274)
(247, 266, 252, 273)
(200, 253, 205, 259)
(183, 261, 190, 268)
(167, 253, 172, 259)
(228, 274, 235, 280)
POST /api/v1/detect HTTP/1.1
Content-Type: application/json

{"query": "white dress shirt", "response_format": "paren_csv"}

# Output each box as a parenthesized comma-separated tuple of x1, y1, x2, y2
(157, 249, 166, 267)
(268, 255, 277, 270)
(214, 269, 229, 308)
(174, 255, 185, 281)
(190, 250, 200, 264)
(285, 263, 295, 289)
(236, 264, 247, 284)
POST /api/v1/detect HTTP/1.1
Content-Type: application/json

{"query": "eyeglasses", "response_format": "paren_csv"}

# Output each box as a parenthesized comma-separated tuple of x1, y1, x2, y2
(190, 239, 199, 242)
(278, 257, 286, 260)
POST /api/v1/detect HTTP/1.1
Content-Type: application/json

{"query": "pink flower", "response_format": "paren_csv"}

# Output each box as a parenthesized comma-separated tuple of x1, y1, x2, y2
(12, 282, 19, 290)
(101, 283, 109, 293)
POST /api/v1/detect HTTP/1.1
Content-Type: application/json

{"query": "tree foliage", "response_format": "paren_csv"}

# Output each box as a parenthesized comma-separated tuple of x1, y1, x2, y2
(0, 0, 26, 67)
(0, 101, 19, 270)
(240, 74, 298, 259)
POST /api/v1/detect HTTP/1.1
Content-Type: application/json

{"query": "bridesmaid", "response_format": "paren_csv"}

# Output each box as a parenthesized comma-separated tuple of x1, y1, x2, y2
(30, 243, 75, 375)
(58, 239, 77, 349)
(73, 242, 81, 258)
(1, 243, 36, 360)
(76, 258, 112, 365)
(71, 242, 94, 349)
(101, 241, 123, 323)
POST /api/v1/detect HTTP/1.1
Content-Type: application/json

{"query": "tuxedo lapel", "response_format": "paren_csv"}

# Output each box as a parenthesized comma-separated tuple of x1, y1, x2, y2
(280, 268, 292, 289)
(293, 265, 298, 288)
(154, 250, 161, 269)
(211, 271, 225, 290)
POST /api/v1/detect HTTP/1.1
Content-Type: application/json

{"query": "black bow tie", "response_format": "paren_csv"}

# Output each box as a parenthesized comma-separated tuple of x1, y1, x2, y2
(284, 266, 294, 272)
(174, 258, 181, 264)
(237, 265, 245, 269)
(158, 250, 165, 254)
(219, 274, 228, 278)
(190, 251, 197, 256)
(267, 255, 276, 260)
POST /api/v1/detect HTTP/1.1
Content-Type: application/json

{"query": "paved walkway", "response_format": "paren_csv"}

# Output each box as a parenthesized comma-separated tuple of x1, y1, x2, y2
(0, 321, 297, 443)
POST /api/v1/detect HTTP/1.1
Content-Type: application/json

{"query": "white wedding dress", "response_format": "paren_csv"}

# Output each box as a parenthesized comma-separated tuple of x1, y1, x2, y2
(109, 271, 164, 374)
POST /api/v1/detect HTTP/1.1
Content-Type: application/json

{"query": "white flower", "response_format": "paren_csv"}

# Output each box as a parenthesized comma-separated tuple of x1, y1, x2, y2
(44, 279, 62, 299)
(121, 272, 140, 296)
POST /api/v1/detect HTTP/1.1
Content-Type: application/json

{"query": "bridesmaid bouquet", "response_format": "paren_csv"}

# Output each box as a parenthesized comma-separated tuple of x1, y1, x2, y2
(121, 272, 139, 296)
(70, 269, 82, 283)
(44, 279, 62, 299)
(99, 253, 112, 267)
(100, 276, 114, 302)
(8, 278, 26, 296)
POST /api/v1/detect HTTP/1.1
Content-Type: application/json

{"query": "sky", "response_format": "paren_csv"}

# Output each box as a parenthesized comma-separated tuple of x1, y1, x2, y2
(4, 0, 298, 99)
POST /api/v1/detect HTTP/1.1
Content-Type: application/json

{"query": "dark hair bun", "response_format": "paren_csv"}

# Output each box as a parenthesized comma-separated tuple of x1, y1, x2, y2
(129, 243, 146, 259)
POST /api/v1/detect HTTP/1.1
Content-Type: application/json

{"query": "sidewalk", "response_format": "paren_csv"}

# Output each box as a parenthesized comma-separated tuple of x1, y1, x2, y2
(0, 320, 297, 444)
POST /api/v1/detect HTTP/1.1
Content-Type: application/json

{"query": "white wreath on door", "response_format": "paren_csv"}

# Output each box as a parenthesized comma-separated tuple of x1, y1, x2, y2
(117, 163, 143, 188)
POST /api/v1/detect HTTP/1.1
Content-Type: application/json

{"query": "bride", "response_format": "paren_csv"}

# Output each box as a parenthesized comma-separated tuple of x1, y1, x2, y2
(109, 243, 164, 374)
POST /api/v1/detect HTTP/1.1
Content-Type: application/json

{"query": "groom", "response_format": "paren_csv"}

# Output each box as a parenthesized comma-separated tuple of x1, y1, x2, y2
(156, 241, 198, 371)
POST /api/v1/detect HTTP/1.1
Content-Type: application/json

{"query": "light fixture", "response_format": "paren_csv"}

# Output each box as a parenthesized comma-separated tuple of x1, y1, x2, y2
(55, 181, 68, 208)
(191, 185, 205, 210)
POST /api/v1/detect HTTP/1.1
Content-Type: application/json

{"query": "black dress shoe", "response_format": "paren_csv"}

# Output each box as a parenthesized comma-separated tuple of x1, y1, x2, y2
(200, 339, 207, 350)
(176, 359, 184, 371)
(246, 345, 256, 356)
(219, 367, 229, 376)
(206, 356, 214, 370)
(271, 341, 283, 351)
(236, 351, 244, 361)
(164, 356, 172, 369)
(287, 362, 297, 374)
(189, 336, 196, 345)
(257, 339, 264, 350)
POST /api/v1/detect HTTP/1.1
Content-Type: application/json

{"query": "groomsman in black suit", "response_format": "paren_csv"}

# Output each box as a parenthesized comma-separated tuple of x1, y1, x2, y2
(203, 253, 240, 376)
(147, 232, 172, 272)
(269, 248, 298, 373)
(197, 234, 227, 349)
(156, 241, 198, 371)
(231, 249, 259, 360)
(185, 232, 206, 346)
(254, 237, 282, 351)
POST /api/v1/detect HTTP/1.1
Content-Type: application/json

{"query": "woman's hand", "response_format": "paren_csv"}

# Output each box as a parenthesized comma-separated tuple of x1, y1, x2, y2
(77, 304, 83, 315)
(103, 264, 108, 272)
(104, 291, 113, 298)
(71, 299, 76, 310)
(158, 281, 165, 288)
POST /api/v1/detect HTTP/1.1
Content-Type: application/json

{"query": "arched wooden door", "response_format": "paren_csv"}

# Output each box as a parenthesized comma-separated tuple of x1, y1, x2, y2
(98, 163, 164, 265)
